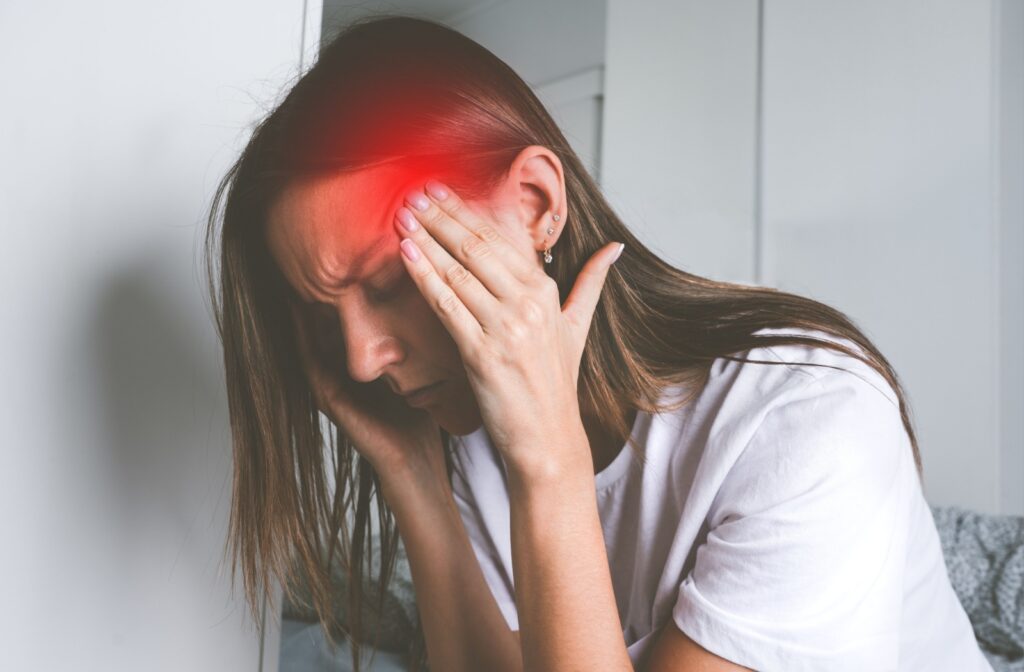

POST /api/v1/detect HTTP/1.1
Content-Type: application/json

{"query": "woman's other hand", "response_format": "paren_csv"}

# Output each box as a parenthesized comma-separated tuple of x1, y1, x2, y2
(287, 298, 447, 483)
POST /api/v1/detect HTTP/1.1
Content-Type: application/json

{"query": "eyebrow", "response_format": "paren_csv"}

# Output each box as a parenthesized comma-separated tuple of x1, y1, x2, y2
(329, 234, 393, 289)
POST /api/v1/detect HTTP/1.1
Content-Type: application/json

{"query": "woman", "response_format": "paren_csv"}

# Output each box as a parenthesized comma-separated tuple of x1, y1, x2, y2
(203, 15, 992, 672)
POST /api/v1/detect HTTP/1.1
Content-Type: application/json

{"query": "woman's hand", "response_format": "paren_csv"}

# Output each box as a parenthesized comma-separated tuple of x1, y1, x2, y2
(287, 298, 446, 483)
(393, 179, 623, 477)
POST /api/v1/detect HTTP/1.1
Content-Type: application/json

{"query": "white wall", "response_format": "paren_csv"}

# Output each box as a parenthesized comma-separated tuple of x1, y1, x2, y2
(0, 2, 319, 670)
(997, 0, 1024, 519)
(602, 0, 761, 284)
(602, 0, 1023, 514)
(445, 0, 607, 180)
(322, 0, 607, 179)
(761, 0, 1004, 514)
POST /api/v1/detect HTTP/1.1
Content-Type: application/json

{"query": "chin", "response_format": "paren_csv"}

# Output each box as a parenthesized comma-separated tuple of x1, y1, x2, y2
(431, 390, 483, 437)
(440, 415, 484, 437)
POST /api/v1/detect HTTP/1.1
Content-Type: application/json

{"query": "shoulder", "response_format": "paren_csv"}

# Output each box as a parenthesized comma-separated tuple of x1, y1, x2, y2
(714, 326, 895, 397)
(701, 328, 912, 521)
(700, 326, 902, 429)
(694, 326, 910, 500)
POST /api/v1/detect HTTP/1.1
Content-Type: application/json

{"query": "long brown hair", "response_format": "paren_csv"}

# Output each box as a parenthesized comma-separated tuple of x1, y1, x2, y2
(202, 14, 924, 671)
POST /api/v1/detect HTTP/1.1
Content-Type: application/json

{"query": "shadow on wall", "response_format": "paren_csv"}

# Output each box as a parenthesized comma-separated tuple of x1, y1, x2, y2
(90, 237, 256, 647)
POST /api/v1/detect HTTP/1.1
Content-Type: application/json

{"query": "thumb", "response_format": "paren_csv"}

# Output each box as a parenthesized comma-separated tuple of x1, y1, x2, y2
(560, 241, 624, 339)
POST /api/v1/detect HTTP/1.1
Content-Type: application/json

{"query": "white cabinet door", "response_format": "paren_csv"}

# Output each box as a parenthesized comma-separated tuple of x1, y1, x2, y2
(759, 0, 1007, 513)
(601, 0, 1021, 515)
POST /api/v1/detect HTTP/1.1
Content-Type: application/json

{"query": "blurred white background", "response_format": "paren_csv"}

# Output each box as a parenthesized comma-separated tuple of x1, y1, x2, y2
(1, 1, 1020, 670)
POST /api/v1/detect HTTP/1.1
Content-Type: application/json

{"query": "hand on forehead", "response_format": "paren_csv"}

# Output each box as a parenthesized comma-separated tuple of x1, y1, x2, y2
(267, 164, 477, 300)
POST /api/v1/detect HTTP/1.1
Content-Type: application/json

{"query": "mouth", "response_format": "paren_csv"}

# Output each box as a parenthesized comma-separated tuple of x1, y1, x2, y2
(402, 380, 445, 406)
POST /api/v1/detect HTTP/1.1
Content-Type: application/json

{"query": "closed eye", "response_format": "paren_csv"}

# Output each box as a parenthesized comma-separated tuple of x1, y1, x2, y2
(369, 273, 410, 302)
(367, 262, 410, 301)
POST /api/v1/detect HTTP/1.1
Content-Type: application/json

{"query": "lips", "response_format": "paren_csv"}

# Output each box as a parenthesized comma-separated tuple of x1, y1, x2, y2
(402, 381, 442, 397)
(401, 381, 446, 407)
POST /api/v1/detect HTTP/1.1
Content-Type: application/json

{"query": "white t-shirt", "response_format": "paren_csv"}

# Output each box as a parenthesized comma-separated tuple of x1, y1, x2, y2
(447, 327, 993, 671)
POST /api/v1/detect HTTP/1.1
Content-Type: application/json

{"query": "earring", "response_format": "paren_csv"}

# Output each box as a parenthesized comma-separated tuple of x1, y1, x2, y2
(542, 212, 560, 264)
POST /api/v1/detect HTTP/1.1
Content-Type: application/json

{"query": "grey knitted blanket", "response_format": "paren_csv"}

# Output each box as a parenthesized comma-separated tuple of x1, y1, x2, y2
(281, 539, 418, 655)
(930, 505, 1024, 672)
(281, 505, 1024, 671)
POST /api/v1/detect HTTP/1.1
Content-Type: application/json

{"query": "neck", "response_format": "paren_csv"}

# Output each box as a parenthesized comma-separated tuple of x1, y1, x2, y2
(581, 404, 637, 476)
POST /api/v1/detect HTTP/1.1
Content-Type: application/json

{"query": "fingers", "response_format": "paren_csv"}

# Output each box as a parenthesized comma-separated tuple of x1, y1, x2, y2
(395, 235, 486, 353)
(561, 242, 624, 340)
(403, 180, 535, 294)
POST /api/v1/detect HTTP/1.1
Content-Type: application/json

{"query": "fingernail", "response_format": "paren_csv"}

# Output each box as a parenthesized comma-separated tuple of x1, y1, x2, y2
(397, 207, 419, 232)
(405, 190, 430, 212)
(425, 180, 449, 200)
(611, 242, 625, 264)
(400, 238, 421, 262)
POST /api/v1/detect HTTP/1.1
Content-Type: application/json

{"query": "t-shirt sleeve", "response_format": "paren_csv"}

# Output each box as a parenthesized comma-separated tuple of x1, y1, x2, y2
(672, 370, 914, 672)
(448, 445, 520, 631)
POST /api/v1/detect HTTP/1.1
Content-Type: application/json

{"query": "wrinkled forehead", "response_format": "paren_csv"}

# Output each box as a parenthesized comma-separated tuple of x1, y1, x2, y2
(265, 164, 416, 258)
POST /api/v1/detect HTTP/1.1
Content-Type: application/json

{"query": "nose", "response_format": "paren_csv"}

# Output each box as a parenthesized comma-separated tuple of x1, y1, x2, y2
(335, 304, 404, 384)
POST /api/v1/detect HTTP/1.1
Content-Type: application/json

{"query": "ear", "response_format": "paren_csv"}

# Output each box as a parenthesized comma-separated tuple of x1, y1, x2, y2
(493, 145, 567, 260)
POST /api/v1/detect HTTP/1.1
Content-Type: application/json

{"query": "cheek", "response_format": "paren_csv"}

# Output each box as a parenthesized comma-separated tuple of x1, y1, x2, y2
(305, 306, 341, 347)
(398, 293, 462, 353)
(399, 288, 440, 325)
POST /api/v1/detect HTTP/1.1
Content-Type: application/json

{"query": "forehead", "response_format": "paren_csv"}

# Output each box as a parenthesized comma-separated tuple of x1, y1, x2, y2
(265, 164, 412, 282)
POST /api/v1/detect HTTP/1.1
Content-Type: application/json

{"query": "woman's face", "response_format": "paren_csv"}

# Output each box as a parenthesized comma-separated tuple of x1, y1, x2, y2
(264, 165, 514, 437)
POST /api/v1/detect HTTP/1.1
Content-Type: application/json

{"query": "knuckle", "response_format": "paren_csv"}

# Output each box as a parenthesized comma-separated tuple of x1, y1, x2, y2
(413, 264, 434, 281)
(445, 262, 471, 286)
(538, 275, 561, 300)
(423, 236, 447, 257)
(519, 298, 545, 324)
(463, 338, 485, 364)
(424, 208, 446, 228)
(503, 318, 529, 343)
(476, 225, 501, 244)
(462, 235, 490, 259)
(446, 199, 466, 219)
(466, 348, 491, 376)
(436, 291, 461, 315)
